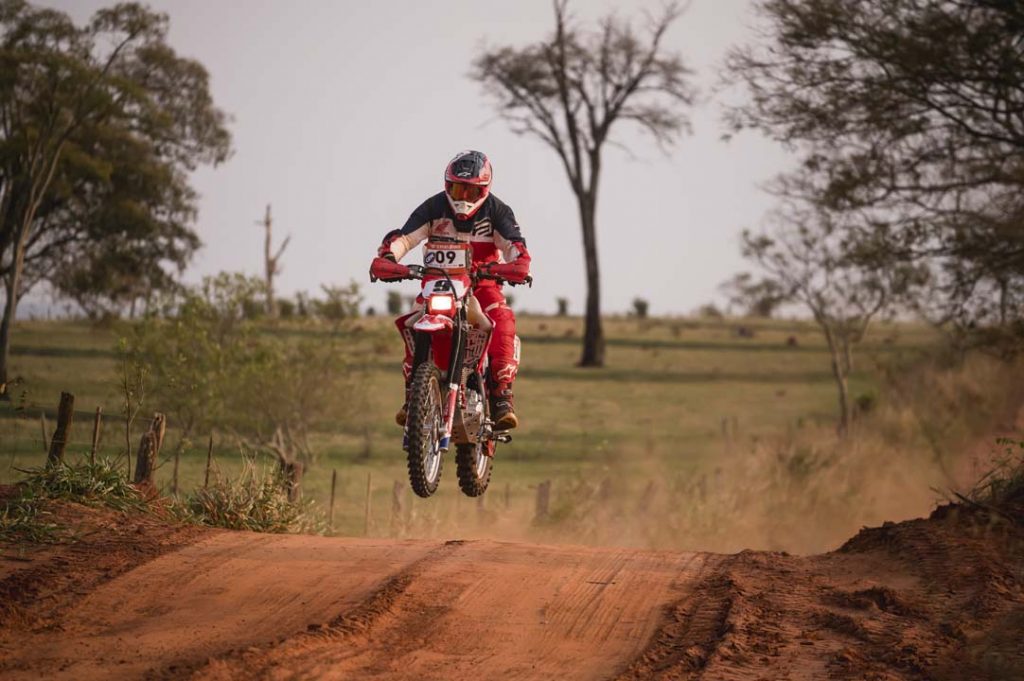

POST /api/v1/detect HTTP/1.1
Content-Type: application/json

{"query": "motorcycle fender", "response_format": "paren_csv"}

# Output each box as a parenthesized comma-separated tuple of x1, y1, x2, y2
(413, 314, 455, 333)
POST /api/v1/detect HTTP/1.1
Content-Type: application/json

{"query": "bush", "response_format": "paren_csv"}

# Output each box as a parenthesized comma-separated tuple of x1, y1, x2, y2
(277, 298, 295, 319)
(387, 290, 404, 316)
(18, 459, 143, 511)
(315, 281, 362, 320)
(697, 303, 724, 319)
(176, 458, 326, 534)
(124, 272, 360, 466)
(969, 438, 1024, 522)
(0, 459, 145, 543)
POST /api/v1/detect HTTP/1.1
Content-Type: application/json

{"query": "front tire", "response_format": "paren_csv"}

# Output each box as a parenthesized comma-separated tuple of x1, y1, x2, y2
(407, 362, 444, 498)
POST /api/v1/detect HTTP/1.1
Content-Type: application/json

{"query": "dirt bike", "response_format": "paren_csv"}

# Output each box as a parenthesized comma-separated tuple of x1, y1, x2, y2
(370, 237, 531, 499)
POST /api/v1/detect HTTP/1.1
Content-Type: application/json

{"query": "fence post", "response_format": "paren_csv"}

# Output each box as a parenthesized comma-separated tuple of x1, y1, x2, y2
(534, 480, 551, 522)
(364, 471, 372, 536)
(90, 407, 102, 465)
(47, 392, 75, 467)
(390, 480, 404, 536)
(172, 445, 180, 497)
(133, 413, 166, 491)
(329, 469, 338, 530)
(40, 411, 48, 452)
(204, 434, 214, 488)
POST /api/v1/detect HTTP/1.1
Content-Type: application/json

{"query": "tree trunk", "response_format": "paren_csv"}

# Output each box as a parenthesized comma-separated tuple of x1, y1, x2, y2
(263, 204, 276, 317)
(823, 330, 852, 438)
(0, 259, 24, 400)
(577, 194, 604, 367)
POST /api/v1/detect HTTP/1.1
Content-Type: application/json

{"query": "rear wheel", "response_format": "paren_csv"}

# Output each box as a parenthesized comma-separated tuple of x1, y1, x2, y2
(407, 362, 444, 498)
(456, 392, 493, 497)
(456, 442, 493, 497)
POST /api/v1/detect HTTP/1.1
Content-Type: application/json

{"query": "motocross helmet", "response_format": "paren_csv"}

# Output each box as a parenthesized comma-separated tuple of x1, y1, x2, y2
(444, 150, 492, 220)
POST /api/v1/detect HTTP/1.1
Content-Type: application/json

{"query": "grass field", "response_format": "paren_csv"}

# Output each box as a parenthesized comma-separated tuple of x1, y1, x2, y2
(0, 314, 942, 547)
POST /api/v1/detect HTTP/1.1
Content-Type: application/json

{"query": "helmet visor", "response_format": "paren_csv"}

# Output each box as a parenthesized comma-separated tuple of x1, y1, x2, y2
(447, 181, 485, 203)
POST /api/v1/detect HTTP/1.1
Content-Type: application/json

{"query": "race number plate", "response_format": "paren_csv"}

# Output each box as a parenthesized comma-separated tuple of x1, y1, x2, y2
(423, 242, 470, 272)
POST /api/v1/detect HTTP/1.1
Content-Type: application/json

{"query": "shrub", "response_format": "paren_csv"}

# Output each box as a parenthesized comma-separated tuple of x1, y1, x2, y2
(176, 458, 326, 534)
(18, 459, 143, 511)
(0, 459, 145, 543)
(387, 290, 404, 315)
(277, 298, 296, 319)
(315, 281, 362, 320)
(968, 438, 1024, 522)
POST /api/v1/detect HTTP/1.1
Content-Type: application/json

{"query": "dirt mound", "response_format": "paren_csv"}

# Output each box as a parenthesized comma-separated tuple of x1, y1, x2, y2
(0, 500, 1021, 680)
(619, 504, 1023, 680)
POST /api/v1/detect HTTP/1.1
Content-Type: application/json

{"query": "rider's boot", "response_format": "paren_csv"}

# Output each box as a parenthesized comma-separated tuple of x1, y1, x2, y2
(395, 384, 410, 427)
(490, 385, 518, 430)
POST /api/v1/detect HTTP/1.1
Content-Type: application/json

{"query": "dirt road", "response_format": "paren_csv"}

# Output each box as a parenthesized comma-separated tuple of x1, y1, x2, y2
(0, 529, 720, 680)
(1, 501, 1022, 680)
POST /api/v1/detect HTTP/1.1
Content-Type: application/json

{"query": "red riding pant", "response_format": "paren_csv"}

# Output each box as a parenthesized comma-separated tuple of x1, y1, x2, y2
(395, 285, 519, 389)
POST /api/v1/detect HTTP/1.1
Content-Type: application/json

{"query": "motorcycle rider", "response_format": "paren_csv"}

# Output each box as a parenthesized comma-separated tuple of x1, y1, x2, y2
(369, 150, 532, 431)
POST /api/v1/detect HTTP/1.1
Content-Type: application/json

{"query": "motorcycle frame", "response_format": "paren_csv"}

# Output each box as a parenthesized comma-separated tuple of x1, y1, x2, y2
(411, 272, 491, 452)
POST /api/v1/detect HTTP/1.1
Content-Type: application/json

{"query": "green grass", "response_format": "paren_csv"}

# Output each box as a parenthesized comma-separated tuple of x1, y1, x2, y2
(0, 315, 938, 541)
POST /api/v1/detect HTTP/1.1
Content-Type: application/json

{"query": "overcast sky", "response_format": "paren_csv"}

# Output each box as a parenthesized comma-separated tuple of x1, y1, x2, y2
(43, 0, 791, 316)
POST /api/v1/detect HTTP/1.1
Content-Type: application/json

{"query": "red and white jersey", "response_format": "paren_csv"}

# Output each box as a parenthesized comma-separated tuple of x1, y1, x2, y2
(383, 192, 529, 285)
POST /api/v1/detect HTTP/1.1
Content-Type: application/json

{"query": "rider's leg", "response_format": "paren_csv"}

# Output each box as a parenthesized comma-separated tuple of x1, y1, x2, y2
(474, 286, 520, 430)
(394, 309, 419, 426)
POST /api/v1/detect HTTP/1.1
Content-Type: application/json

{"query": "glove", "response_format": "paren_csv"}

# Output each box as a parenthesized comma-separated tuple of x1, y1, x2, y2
(377, 229, 402, 259)
(487, 260, 530, 284)
(370, 256, 411, 282)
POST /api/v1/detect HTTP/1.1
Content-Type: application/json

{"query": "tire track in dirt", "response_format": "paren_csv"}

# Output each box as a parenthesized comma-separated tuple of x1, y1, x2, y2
(0, 532, 445, 680)
(195, 541, 719, 681)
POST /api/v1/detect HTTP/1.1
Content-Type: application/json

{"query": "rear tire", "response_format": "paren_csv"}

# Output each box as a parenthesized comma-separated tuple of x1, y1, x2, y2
(456, 389, 493, 497)
(407, 362, 444, 498)
(456, 442, 493, 497)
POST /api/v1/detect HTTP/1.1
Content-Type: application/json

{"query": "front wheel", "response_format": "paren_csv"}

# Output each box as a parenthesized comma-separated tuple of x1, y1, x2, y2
(407, 362, 444, 498)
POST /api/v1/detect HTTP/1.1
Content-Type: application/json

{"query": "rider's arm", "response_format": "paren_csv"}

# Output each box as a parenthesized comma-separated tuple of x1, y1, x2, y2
(489, 200, 531, 281)
(379, 194, 446, 261)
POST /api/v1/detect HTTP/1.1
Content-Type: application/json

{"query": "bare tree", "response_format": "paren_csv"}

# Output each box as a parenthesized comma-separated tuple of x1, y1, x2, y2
(473, 0, 694, 366)
(743, 207, 924, 437)
(257, 204, 290, 318)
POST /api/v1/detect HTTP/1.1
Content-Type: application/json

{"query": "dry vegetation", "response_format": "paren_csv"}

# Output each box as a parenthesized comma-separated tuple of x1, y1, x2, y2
(1, 313, 1021, 554)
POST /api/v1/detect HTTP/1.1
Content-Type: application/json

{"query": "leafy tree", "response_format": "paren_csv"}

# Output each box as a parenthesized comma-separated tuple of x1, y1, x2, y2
(726, 0, 1024, 349)
(0, 0, 231, 395)
(631, 297, 649, 319)
(473, 0, 695, 366)
(718, 272, 788, 318)
(743, 206, 925, 437)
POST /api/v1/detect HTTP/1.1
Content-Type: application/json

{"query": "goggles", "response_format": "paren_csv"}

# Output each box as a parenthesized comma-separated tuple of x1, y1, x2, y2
(446, 181, 486, 203)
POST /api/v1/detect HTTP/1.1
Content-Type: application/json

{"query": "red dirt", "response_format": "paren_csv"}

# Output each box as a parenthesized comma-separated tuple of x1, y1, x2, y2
(0, 502, 1021, 680)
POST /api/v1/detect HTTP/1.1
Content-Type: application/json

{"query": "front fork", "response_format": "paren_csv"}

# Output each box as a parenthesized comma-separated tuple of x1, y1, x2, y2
(404, 322, 466, 453)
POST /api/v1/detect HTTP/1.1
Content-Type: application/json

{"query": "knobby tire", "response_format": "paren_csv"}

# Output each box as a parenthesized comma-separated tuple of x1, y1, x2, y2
(406, 362, 444, 498)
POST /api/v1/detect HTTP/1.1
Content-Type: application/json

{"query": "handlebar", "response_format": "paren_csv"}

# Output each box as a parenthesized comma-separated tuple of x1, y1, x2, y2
(400, 265, 532, 287)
